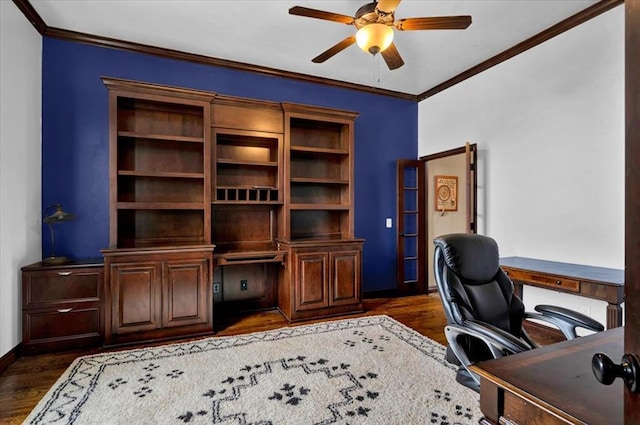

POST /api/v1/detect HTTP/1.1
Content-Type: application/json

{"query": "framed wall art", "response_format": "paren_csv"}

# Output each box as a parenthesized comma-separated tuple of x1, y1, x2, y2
(435, 175, 458, 212)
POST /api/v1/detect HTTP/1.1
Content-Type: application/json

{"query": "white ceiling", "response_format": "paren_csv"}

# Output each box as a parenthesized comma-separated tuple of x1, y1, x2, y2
(30, 0, 599, 96)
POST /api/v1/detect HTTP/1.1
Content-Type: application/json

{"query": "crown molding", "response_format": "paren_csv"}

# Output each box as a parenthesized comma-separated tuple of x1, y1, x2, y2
(11, 0, 417, 102)
(45, 26, 418, 101)
(12, 0, 622, 103)
(417, 0, 624, 101)
(12, 0, 46, 33)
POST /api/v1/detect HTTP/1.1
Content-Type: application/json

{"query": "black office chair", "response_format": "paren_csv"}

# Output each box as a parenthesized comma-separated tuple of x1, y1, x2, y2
(433, 233, 604, 391)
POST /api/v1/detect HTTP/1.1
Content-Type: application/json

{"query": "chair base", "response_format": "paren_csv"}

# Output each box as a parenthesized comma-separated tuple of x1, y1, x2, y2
(456, 367, 480, 392)
(446, 346, 461, 365)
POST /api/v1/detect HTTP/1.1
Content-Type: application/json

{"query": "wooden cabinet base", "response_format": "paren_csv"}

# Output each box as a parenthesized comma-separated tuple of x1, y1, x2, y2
(102, 326, 215, 348)
(21, 260, 104, 355)
(276, 304, 363, 323)
(102, 246, 214, 346)
(277, 239, 363, 322)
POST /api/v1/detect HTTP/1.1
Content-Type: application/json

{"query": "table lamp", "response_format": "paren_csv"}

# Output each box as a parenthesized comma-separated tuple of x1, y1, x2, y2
(43, 204, 75, 264)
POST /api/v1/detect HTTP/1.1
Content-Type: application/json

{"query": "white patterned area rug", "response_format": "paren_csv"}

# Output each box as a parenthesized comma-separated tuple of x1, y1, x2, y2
(25, 315, 481, 425)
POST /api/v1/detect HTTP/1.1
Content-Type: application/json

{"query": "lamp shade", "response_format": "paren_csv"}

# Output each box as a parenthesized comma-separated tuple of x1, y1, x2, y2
(44, 204, 75, 223)
(356, 23, 394, 55)
(43, 204, 75, 264)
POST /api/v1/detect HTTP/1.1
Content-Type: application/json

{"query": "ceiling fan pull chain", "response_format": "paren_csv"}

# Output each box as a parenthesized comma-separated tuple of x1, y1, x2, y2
(371, 53, 382, 88)
(371, 54, 377, 88)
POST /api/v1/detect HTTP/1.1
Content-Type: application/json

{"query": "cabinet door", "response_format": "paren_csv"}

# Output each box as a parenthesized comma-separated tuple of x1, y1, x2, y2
(330, 249, 361, 306)
(110, 262, 161, 334)
(163, 258, 210, 327)
(294, 252, 329, 311)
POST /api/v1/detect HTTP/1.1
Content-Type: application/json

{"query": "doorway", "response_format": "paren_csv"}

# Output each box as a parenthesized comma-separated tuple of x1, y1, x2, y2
(421, 143, 477, 292)
(395, 144, 477, 293)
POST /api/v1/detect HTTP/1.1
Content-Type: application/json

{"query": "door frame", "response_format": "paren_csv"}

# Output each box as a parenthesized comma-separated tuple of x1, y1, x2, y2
(396, 159, 426, 294)
(625, 1, 639, 419)
(420, 143, 477, 293)
(420, 143, 478, 234)
(395, 144, 478, 294)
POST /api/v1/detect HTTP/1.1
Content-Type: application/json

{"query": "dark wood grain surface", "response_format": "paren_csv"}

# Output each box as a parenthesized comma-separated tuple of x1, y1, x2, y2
(501, 256, 625, 329)
(473, 327, 623, 424)
(500, 256, 624, 285)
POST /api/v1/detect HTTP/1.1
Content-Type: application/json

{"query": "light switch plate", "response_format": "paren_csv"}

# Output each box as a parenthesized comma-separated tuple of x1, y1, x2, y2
(385, 218, 392, 228)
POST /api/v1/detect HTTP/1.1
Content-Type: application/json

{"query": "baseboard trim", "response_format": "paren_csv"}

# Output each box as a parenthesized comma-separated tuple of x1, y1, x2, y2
(364, 289, 437, 299)
(0, 343, 21, 374)
(363, 289, 403, 299)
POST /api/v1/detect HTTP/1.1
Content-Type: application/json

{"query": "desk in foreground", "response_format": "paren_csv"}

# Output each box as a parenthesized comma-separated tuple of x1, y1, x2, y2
(500, 257, 624, 329)
(471, 328, 623, 425)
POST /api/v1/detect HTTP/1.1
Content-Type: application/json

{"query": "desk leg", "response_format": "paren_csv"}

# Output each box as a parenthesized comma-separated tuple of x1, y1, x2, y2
(606, 303, 623, 329)
(514, 283, 523, 300)
(479, 377, 501, 424)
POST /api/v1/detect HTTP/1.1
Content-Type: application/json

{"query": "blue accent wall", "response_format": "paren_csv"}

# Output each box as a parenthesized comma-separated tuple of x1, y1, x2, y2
(41, 37, 417, 292)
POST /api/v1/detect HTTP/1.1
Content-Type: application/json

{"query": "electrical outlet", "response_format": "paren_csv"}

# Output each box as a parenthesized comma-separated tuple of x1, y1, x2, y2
(240, 279, 248, 291)
(213, 283, 220, 294)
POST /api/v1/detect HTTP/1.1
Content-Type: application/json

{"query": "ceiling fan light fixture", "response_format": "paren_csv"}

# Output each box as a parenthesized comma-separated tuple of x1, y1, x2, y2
(356, 23, 393, 55)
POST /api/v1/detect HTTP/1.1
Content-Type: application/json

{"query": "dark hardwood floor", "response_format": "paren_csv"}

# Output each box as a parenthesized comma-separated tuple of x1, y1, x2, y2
(0, 294, 560, 424)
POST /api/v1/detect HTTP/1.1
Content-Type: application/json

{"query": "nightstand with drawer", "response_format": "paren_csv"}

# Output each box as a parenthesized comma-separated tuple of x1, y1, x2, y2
(21, 259, 104, 355)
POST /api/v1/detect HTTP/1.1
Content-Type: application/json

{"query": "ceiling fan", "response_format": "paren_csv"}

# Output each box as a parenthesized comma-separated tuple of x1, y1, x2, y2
(289, 0, 472, 70)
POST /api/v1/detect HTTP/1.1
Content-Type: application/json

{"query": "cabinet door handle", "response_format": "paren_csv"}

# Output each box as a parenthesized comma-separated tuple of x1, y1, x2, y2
(57, 308, 73, 313)
(57, 272, 72, 276)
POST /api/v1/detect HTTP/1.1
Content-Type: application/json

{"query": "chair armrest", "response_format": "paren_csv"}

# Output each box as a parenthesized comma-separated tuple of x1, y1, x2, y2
(464, 319, 533, 354)
(444, 322, 531, 390)
(444, 321, 530, 364)
(534, 305, 604, 331)
(527, 304, 605, 340)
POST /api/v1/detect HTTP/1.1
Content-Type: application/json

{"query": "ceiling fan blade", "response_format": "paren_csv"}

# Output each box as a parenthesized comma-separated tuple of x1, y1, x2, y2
(312, 35, 357, 63)
(395, 16, 472, 31)
(376, 0, 402, 14)
(381, 42, 404, 70)
(289, 6, 354, 25)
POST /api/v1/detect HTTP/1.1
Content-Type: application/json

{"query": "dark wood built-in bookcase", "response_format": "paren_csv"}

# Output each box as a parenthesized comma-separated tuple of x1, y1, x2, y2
(20, 79, 365, 353)
(99, 78, 363, 345)
(102, 78, 216, 345)
(106, 81, 214, 248)
(285, 110, 354, 241)
(278, 103, 363, 322)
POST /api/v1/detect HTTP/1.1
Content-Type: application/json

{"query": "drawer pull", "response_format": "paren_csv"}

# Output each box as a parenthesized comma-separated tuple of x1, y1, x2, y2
(556, 280, 562, 285)
(57, 272, 72, 276)
(57, 308, 73, 313)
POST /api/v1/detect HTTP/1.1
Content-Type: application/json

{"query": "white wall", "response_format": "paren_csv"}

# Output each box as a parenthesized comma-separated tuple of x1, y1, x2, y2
(418, 6, 624, 327)
(0, 2, 42, 358)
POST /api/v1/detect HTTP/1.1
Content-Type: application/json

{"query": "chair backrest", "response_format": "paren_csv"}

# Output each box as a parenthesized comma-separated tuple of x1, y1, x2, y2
(433, 233, 525, 338)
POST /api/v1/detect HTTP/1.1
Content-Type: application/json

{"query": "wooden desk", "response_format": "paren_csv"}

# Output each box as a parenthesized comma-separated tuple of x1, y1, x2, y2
(471, 328, 623, 425)
(500, 257, 625, 329)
